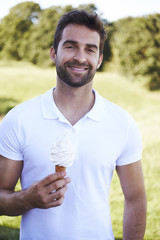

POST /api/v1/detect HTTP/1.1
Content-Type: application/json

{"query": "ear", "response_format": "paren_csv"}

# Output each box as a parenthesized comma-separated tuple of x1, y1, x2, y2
(50, 46, 56, 63)
(97, 54, 103, 69)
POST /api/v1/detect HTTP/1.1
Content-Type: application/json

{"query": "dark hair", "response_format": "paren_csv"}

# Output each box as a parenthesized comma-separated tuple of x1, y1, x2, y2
(53, 10, 106, 55)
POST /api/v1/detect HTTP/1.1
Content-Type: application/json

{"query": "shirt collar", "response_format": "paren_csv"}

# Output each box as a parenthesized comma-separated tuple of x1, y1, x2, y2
(41, 88, 104, 122)
(41, 88, 58, 119)
(85, 89, 104, 122)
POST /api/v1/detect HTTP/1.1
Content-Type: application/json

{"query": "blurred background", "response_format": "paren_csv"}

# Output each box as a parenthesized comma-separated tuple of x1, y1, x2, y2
(0, 1, 160, 239)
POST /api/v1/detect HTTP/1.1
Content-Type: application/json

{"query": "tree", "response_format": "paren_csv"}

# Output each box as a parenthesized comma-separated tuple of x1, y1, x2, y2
(0, 2, 41, 60)
(112, 14, 160, 90)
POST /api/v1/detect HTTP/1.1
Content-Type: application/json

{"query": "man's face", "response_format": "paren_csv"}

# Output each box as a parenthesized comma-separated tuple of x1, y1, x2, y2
(51, 24, 103, 88)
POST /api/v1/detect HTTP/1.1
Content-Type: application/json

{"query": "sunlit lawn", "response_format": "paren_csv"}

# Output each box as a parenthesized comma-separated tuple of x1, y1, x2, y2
(0, 61, 160, 239)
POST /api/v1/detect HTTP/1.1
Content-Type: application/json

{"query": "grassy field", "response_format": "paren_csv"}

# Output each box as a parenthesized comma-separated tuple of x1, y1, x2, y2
(0, 61, 160, 239)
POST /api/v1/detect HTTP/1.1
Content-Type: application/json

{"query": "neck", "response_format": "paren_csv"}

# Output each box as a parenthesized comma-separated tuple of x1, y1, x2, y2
(53, 82, 95, 125)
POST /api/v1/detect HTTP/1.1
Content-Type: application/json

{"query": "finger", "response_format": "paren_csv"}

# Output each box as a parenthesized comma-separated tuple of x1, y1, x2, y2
(38, 172, 67, 188)
(47, 186, 68, 208)
(47, 197, 65, 208)
(46, 177, 71, 193)
(52, 185, 68, 200)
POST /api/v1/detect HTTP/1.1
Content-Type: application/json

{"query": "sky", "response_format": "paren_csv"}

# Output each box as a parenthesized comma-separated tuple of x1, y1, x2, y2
(0, 0, 160, 22)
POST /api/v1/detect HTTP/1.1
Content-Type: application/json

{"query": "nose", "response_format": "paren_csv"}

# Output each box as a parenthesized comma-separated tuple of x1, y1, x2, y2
(73, 49, 87, 63)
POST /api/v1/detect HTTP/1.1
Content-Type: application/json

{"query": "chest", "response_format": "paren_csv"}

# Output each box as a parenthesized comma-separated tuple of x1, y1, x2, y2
(20, 119, 126, 187)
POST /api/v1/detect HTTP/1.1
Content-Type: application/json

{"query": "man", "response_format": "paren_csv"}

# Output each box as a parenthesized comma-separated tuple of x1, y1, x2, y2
(0, 10, 146, 240)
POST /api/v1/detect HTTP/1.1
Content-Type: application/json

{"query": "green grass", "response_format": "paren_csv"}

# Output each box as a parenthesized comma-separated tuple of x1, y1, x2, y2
(0, 61, 160, 239)
(0, 226, 19, 240)
(0, 61, 55, 116)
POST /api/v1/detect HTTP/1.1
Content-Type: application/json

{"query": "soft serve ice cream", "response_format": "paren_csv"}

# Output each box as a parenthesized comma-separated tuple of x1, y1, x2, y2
(50, 129, 75, 172)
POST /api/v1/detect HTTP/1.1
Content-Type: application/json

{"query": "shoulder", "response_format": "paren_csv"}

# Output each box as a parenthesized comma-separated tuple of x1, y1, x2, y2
(97, 91, 135, 127)
(2, 90, 51, 122)
(0, 91, 48, 133)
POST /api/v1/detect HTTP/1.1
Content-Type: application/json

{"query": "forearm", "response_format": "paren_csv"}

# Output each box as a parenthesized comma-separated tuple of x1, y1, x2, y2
(123, 196, 147, 240)
(0, 189, 31, 216)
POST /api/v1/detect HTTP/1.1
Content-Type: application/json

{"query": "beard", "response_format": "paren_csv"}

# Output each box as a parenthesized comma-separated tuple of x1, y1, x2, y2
(55, 59, 97, 88)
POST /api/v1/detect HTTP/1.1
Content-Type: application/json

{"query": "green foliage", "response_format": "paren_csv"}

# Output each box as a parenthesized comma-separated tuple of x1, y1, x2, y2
(0, 2, 41, 60)
(112, 14, 160, 90)
(98, 22, 113, 71)
(26, 6, 63, 65)
(78, 3, 97, 12)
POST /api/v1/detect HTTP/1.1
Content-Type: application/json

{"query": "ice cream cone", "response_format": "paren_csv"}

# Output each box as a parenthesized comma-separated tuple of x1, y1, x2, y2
(55, 165, 66, 172)
(51, 130, 75, 172)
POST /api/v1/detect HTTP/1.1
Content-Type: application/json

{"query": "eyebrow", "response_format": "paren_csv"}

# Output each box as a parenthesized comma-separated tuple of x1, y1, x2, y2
(63, 40, 98, 50)
(63, 40, 77, 46)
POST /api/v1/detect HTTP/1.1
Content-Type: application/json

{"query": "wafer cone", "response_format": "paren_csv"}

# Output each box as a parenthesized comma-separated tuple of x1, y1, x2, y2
(55, 165, 66, 172)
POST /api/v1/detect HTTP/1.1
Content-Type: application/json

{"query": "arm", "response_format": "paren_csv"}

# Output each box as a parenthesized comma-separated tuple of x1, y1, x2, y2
(116, 160, 147, 240)
(0, 155, 71, 216)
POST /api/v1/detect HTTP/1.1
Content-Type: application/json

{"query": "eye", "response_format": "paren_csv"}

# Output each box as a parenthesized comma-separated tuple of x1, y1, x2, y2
(87, 48, 95, 53)
(65, 45, 74, 49)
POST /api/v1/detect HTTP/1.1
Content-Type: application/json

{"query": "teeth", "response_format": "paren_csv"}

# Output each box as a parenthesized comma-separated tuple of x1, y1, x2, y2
(71, 67, 86, 71)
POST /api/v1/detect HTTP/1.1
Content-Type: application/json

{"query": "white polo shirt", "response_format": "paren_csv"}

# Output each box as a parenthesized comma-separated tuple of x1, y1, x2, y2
(0, 88, 142, 240)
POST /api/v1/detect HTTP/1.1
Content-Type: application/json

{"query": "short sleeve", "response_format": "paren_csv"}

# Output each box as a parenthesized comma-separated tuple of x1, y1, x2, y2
(0, 108, 23, 160)
(116, 114, 142, 166)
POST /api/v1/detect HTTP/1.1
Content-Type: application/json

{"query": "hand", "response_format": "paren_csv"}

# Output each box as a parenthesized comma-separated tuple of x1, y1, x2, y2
(25, 172, 71, 210)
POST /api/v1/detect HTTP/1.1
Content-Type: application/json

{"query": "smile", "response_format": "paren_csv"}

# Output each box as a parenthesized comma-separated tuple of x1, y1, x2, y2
(70, 66, 88, 71)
